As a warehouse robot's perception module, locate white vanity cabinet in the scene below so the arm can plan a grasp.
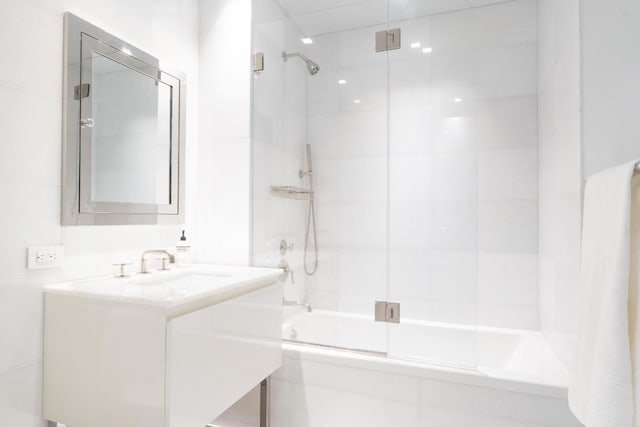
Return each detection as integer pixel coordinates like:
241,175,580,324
43,266,282,427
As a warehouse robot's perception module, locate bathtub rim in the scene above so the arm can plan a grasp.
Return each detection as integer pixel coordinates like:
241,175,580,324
282,341,569,400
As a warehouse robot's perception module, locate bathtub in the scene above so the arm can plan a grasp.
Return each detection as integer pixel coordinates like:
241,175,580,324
271,310,581,427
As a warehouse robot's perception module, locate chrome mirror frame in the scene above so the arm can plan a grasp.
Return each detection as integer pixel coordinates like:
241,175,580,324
62,12,186,225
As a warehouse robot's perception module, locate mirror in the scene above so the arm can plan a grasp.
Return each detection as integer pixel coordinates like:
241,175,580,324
89,53,172,205
63,13,185,225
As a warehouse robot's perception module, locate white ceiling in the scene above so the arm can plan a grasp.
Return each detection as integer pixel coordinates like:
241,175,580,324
272,0,514,36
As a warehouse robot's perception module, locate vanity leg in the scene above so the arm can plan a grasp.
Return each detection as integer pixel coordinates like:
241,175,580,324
260,377,270,427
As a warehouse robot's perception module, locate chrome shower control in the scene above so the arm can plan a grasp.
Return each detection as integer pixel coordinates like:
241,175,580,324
279,239,295,255
299,169,312,178
278,259,294,283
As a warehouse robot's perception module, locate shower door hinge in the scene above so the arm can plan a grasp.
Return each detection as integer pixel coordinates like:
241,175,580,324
375,28,401,52
252,52,265,72
375,301,400,323
74,83,90,100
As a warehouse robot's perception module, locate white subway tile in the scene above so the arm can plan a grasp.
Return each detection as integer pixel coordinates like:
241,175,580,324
476,0,538,48
478,200,538,253
0,85,61,184
0,362,45,427
478,147,538,200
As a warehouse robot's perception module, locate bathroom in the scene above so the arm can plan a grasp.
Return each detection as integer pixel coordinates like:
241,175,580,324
1,0,639,426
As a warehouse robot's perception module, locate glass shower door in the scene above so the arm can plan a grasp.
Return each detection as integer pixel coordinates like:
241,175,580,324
386,2,479,369
251,0,391,355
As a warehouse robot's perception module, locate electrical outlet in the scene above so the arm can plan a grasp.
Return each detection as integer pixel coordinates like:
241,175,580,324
27,246,64,270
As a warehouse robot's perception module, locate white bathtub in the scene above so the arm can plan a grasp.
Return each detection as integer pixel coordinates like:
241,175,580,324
272,310,581,427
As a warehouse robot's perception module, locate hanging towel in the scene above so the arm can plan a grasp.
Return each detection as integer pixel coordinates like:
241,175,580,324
569,160,640,427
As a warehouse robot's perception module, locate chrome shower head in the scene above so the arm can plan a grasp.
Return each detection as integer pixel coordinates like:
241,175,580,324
306,59,320,76
282,51,320,76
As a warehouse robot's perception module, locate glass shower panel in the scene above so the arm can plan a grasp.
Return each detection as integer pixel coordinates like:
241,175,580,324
251,0,391,354
251,2,309,303
386,3,479,369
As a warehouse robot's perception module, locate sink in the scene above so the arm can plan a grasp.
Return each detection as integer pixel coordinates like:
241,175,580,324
44,265,279,317
43,264,282,427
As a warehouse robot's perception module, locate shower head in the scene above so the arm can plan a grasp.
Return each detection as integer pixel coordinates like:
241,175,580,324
282,51,320,76
306,59,321,76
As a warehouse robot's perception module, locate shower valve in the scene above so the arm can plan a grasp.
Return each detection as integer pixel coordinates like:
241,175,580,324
279,239,295,255
299,169,312,178
278,259,294,283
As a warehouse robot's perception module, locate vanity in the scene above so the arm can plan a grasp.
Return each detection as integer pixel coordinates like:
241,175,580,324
47,13,283,426
43,265,282,426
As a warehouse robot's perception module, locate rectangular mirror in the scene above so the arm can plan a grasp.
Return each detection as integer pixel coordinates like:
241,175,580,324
63,13,186,225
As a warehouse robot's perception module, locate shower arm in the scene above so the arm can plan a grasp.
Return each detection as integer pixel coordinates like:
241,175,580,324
283,51,310,62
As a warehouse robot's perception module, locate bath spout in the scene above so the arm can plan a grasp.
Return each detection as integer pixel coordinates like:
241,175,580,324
283,298,312,313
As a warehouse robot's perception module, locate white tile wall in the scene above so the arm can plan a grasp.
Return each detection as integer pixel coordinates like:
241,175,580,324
0,363,45,426
537,0,582,368
476,96,538,149
264,355,582,427
197,0,252,266
478,200,538,253
478,148,538,200
581,0,640,177
0,0,199,425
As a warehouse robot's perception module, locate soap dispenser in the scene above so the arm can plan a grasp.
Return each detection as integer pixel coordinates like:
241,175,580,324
175,230,191,267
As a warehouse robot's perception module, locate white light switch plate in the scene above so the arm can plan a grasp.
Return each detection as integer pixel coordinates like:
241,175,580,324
27,245,64,270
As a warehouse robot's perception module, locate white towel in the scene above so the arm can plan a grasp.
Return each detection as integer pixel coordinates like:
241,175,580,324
569,160,640,427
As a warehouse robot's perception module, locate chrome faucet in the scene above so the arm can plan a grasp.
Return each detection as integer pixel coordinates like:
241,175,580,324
140,249,175,274
283,298,312,313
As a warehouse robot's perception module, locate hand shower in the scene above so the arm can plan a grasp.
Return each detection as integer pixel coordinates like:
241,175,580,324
301,144,318,275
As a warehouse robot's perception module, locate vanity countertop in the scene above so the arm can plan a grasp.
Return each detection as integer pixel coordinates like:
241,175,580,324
44,265,282,317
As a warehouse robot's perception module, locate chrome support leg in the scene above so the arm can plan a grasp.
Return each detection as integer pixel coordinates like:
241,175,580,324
260,377,270,427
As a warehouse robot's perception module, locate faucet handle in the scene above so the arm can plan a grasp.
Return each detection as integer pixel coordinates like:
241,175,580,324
278,259,294,283
113,262,132,278
279,239,295,255
156,257,170,271
140,258,150,274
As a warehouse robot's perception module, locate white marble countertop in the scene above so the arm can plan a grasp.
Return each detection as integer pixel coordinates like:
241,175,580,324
44,264,282,317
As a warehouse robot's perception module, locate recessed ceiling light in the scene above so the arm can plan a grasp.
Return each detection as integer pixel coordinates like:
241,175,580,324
422,47,433,54
410,42,421,49
454,97,463,103
301,38,314,44
353,99,361,104
338,79,347,85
